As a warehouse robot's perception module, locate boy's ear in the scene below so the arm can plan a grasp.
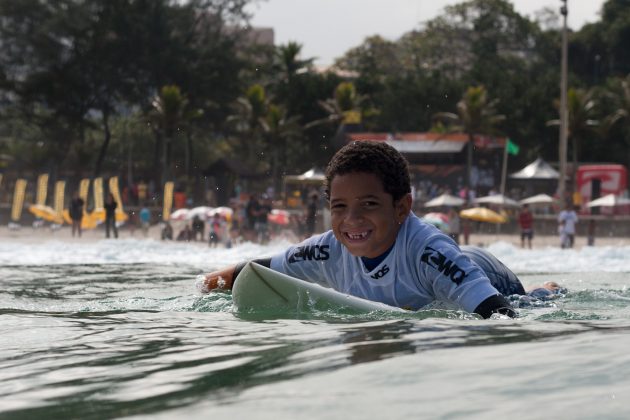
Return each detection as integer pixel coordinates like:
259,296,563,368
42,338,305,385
395,193,413,222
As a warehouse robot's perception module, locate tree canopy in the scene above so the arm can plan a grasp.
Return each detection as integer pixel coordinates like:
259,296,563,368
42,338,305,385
1,0,630,203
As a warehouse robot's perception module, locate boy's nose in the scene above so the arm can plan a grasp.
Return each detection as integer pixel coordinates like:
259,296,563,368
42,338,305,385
345,206,365,223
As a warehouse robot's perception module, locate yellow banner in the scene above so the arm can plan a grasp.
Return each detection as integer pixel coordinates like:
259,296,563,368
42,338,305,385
36,174,49,206
163,181,174,221
108,176,124,211
54,181,65,215
93,177,104,210
108,176,128,222
79,178,90,203
11,179,27,222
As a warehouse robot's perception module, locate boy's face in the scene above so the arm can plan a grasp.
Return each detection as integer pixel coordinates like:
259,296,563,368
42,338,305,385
329,172,411,258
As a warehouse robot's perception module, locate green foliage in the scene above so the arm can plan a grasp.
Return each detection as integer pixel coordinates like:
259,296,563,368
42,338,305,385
2,0,630,203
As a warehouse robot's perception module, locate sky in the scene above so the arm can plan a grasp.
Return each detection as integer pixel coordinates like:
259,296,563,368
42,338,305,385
248,0,607,66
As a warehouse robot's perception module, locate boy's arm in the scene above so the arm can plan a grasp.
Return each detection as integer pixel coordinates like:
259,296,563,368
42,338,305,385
473,294,516,318
198,258,272,292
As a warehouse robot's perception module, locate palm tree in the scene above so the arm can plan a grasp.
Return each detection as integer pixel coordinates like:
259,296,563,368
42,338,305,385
273,42,315,117
274,42,314,84
547,87,598,192
609,74,630,126
607,74,630,163
227,84,270,165
306,82,366,136
433,85,505,190
149,85,188,186
264,104,303,193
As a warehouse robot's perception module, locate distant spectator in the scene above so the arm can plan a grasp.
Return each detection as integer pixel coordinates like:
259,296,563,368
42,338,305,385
191,215,205,241
518,204,534,249
161,222,173,240
208,213,224,247
558,220,569,249
104,193,118,239
256,194,272,244
245,194,259,232
177,224,193,241
558,203,578,248
139,206,151,237
137,180,148,204
69,191,84,238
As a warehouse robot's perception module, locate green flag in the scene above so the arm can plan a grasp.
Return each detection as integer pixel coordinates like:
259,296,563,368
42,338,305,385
506,138,520,156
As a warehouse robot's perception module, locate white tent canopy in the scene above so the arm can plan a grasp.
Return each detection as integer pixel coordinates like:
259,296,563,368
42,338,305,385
519,194,556,205
510,158,559,179
474,194,521,207
423,193,465,207
284,168,325,184
586,194,630,207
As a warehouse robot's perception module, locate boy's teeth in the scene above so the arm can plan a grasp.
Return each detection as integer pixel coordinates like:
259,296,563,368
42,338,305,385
348,232,368,239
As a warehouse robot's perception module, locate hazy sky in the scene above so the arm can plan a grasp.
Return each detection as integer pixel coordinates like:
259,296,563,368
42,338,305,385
248,0,606,65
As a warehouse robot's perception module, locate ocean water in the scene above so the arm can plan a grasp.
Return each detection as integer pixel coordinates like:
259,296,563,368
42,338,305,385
1,238,630,419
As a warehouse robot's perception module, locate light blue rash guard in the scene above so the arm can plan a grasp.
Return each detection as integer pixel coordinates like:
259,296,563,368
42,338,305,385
269,212,501,313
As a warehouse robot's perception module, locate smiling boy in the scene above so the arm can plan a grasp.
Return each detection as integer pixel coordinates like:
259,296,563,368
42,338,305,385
200,141,518,318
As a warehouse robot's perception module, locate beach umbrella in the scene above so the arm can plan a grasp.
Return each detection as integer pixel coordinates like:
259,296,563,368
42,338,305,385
421,212,450,231
268,209,290,225
61,209,99,229
586,194,630,208
207,206,234,221
474,194,520,208
519,194,556,206
188,206,214,220
170,208,190,221
460,207,507,224
423,193,465,207
28,204,63,224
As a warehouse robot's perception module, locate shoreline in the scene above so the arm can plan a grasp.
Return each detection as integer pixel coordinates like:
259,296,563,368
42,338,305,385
1,224,628,249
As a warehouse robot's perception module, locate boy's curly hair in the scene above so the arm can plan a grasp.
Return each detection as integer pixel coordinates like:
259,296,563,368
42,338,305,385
324,141,411,202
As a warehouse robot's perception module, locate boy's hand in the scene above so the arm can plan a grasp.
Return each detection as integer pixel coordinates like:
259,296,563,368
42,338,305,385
196,266,236,293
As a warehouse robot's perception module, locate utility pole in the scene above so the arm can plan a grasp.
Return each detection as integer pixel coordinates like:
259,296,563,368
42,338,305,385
558,0,569,205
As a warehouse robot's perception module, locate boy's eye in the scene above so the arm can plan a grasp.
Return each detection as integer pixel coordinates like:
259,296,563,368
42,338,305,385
362,200,379,208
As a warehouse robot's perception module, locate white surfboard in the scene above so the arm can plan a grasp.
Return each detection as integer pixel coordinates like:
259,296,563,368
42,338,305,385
232,262,408,313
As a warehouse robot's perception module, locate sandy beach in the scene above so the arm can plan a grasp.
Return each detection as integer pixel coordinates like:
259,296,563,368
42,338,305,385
2,223,628,249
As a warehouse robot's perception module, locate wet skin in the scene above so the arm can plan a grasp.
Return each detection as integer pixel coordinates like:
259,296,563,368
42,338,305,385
329,172,412,259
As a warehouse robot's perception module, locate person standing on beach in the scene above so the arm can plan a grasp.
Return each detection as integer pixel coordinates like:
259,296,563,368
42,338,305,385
139,205,151,237
69,192,84,238
518,204,534,249
558,203,578,248
104,193,118,239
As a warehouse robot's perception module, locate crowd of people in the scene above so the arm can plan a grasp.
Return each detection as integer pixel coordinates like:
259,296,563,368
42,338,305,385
155,191,322,248
56,167,595,250
412,179,590,250
60,181,593,250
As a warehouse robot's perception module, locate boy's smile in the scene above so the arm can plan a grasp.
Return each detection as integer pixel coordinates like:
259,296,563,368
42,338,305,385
329,172,411,258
